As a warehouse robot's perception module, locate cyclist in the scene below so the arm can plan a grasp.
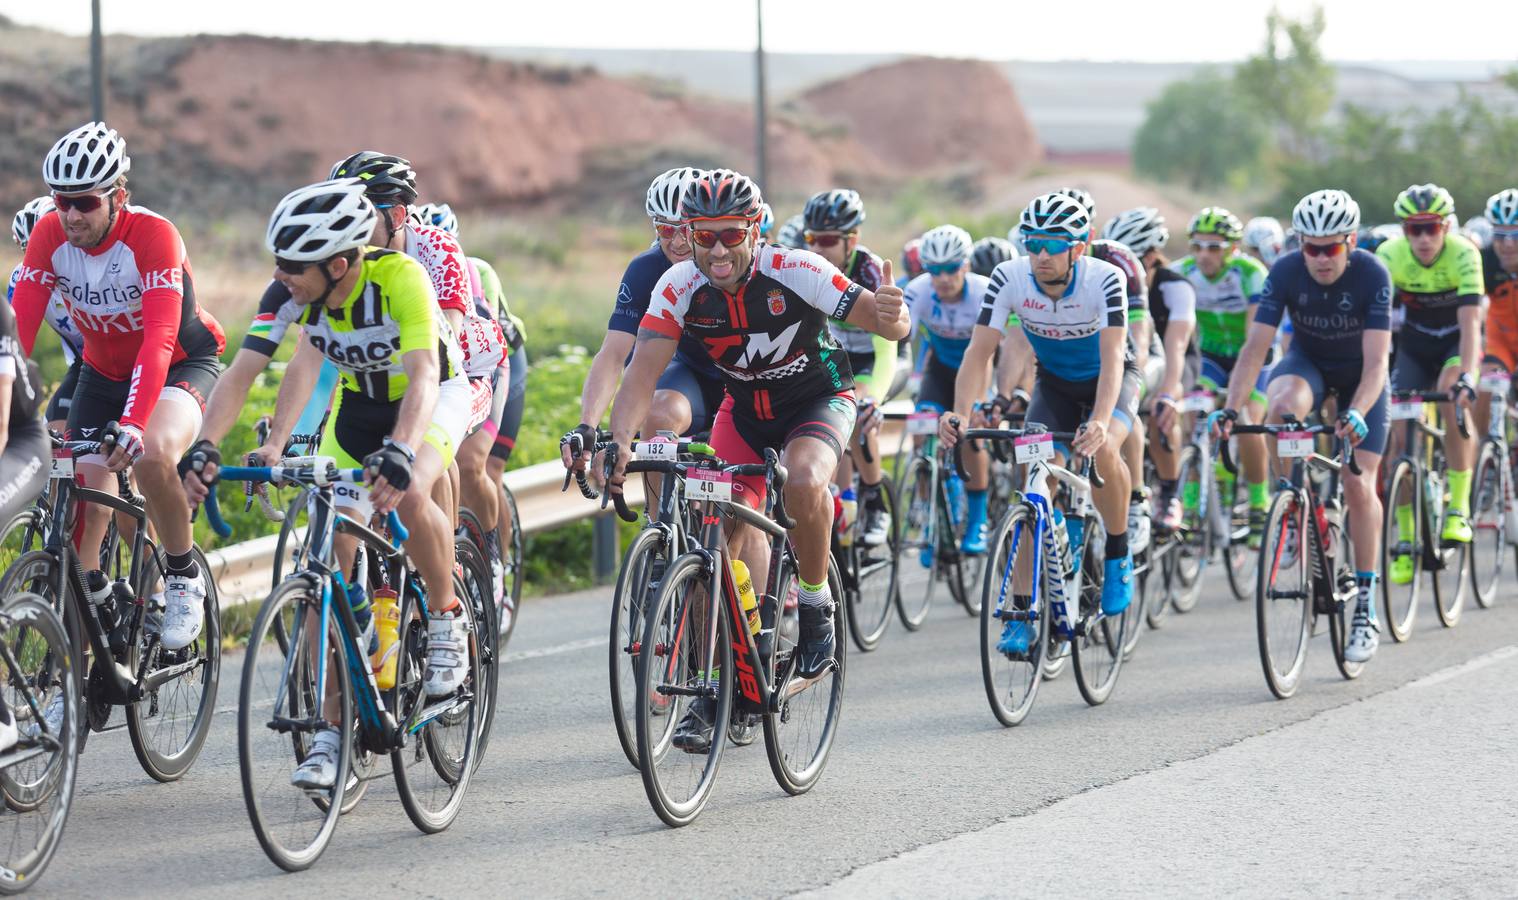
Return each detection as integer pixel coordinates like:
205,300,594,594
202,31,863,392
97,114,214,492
1242,216,1287,268
14,122,225,651
564,167,724,475
970,236,1017,278
10,195,84,431
1174,207,1273,545
942,191,1138,653
907,225,995,556
1089,238,1153,553
804,189,898,546
1214,189,1389,663
1102,207,1197,532
1463,215,1493,252
1480,190,1518,447
605,168,910,750
1377,184,1483,553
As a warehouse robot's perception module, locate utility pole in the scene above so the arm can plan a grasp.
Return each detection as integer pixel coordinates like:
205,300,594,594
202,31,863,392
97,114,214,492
754,0,769,191
90,0,105,121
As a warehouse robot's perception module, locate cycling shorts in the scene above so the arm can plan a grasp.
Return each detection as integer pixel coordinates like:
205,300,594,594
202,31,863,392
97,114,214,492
67,356,220,458
321,376,471,520
45,359,82,424
1270,349,1389,456
1199,350,1271,405
0,418,48,524
1391,330,1461,392
491,346,528,463
915,355,958,414
1026,364,1142,437
710,390,856,510
655,355,725,436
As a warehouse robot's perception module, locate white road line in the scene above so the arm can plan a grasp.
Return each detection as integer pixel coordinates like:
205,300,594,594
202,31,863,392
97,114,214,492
503,636,601,662
1405,643,1518,688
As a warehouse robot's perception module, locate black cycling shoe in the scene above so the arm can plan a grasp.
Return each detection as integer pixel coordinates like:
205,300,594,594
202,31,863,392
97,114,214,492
672,696,717,754
795,601,836,679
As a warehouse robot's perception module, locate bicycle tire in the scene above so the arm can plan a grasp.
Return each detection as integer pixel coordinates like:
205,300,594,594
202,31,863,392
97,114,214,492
979,504,1046,727
1222,471,1256,602
1325,509,1363,681
1146,536,1175,630
1072,519,1129,706
608,527,671,769
764,557,846,796
1381,459,1422,642
1171,446,1206,613
1256,489,1312,700
894,455,937,630
500,486,525,650
1468,440,1504,609
238,578,350,872
636,552,730,827
845,477,897,652
453,535,497,771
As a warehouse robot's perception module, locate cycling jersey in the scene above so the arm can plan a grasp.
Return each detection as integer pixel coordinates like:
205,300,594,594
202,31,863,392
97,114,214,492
1089,240,1148,322
0,299,46,527
641,244,861,418
7,264,83,364
468,256,525,354
904,271,990,370
1171,253,1267,358
1376,234,1483,339
0,300,42,426
979,256,1127,382
827,246,885,354
12,205,226,430
1254,249,1392,377
247,248,463,401
609,245,723,380
1482,246,1518,373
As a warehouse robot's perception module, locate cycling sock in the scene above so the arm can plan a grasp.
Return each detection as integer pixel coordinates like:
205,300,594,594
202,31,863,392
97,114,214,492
1013,593,1033,611
1355,571,1378,620
1105,531,1129,560
1396,503,1415,543
967,489,988,524
798,578,830,607
1248,480,1270,511
861,479,886,510
166,551,197,578
1447,468,1472,514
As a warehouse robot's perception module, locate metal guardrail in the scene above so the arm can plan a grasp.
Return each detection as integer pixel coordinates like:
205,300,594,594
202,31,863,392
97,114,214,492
207,401,920,607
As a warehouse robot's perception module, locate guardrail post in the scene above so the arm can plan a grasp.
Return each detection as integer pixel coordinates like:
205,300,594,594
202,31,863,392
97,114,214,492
592,514,620,583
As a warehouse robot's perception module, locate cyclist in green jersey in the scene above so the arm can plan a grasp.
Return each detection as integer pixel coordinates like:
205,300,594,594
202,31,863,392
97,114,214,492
1378,184,1483,564
1174,207,1274,544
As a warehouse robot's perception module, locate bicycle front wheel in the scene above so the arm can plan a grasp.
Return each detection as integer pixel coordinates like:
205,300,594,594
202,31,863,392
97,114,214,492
500,486,525,649
979,505,1045,727
764,558,846,795
894,455,937,629
846,477,898,652
454,535,497,771
1381,459,1422,642
1469,441,1505,609
1171,446,1207,613
1256,490,1312,700
1072,522,1131,706
609,526,675,769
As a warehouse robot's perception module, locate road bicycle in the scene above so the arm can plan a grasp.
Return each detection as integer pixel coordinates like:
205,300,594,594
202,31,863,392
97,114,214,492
892,409,984,628
1469,370,1517,608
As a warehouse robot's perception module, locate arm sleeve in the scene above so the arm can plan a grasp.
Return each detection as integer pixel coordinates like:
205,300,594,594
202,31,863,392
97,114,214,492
240,280,297,356
1100,268,1127,328
10,219,62,357
1252,266,1287,328
1457,240,1484,304
394,259,442,356
1159,279,1196,322
975,263,1014,333
639,264,695,339
417,228,473,316
1365,262,1393,332
1242,258,1269,302
118,220,189,430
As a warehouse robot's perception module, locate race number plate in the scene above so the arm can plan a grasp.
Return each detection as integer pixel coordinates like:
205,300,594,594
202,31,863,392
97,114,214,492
1389,400,1422,421
1481,372,1511,395
906,411,939,435
50,452,73,478
1276,430,1314,458
685,469,734,503
635,438,676,461
1014,433,1055,464
1182,391,1215,413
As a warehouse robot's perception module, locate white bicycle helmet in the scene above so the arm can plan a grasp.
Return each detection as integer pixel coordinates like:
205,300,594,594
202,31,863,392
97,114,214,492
43,122,130,194
1242,216,1286,265
776,214,806,250
645,166,703,222
1056,187,1096,223
412,201,459,236
1101,207,1169,256
266,179,378,261
1019,192,1092,241
1484,189,1518,227
918,224,974,267
1462,216,1493,250
11,196,55,248
1291,189,1361,238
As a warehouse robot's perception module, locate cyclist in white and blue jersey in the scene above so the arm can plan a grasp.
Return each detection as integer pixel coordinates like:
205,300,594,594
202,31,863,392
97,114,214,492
9,195,84,428
941,192,1138,653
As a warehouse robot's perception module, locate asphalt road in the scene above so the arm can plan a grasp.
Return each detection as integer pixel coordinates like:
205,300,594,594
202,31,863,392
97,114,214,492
31,557,1518,897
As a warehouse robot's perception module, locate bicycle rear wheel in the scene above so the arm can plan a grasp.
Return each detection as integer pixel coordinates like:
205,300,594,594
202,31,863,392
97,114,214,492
636,552,730,827
1430,499,1469,628
1146,537,1175,630
1325,511,1363,681
1171,446,1206,613
1380,459,1422,642
979,505,1046,727
894,456,937,629
1256,490,1312,700
454,536,497,770
1469,441,1505,609
846,477,898,652
238,578,350,872
127,545,221,782
764,558,846,795
609,526,674,769
500,486,525,649
0,592,78,894
1072,524,1130,706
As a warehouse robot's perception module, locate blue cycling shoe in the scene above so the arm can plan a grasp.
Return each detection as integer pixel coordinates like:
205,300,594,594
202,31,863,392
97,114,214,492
919,543,934,569
997,619,1033,656
1101,553,1134,616
960,519,989,555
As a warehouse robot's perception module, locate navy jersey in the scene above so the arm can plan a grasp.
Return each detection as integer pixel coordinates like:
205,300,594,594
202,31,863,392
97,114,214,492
1254,249,1391,375
609,245,721,379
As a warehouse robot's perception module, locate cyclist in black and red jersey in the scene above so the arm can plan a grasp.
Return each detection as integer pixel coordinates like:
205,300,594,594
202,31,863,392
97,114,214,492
605,169,910,751
14,122,225,652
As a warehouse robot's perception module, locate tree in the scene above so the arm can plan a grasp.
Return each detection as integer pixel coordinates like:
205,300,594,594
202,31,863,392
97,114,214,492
1232,5,1334,162
1132,69,1268,192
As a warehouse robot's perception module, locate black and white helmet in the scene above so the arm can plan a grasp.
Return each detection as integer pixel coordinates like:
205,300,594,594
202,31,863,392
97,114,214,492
43,122,130,193
970,236,1018,277
1019,192,1092,241
266,179,378,262
803,189,866,232
1101,207,1169,255
1056,187,1096,223
1485,189,1518,227
776,214,806,250
646,166,702,222
680,168,764,222
918,225,974,267
1291,189,1361,238
11,196,55,248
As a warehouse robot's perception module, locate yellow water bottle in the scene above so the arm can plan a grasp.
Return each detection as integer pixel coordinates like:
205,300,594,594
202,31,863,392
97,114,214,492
371,587,401,689
731,560,760,636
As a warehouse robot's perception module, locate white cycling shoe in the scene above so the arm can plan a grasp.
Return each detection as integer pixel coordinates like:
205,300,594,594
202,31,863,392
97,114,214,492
424,608,469,697
160,572,207,650
1343,607,1380,664
0,710,17,752
1127,500,1152,556
290,727,341,790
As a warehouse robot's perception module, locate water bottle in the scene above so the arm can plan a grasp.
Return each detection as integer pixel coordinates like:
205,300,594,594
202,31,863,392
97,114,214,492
946,473,967,527
839,488,857,548
731,560,760,637
346,581,377,655
371,587,401,690
85,570,118,641
1050,509,1072,579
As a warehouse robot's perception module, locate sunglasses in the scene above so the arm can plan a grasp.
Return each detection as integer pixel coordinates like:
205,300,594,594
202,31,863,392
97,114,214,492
275,258,314,275
1302,240,1348,258
51,191,109,213
924,262,964,276
804,231,852,248
1494,228,1518,243
1404,221,1444,237
1189,239,1229,251
690,228,750,249
1024,237,1075,257
654,223,681,240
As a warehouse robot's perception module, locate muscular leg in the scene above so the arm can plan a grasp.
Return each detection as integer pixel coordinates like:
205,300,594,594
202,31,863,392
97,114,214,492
137,391,200,558
1089,418,1133,539
782,437,838,588
1264,376,1315,471
399,445,457,615
456,428,499,530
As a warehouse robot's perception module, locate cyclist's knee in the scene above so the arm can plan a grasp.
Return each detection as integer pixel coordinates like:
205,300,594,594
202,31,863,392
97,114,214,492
1344,465,1378,507
646,390,693,435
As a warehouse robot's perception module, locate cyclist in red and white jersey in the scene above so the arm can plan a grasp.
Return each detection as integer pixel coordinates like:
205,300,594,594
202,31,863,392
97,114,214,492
13,122,225,650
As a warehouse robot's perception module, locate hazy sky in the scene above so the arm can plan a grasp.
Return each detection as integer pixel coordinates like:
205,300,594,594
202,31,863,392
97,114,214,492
4,0,1515,63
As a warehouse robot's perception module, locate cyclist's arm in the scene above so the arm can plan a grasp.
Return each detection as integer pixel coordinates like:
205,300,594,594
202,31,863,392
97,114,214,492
1089,325,1126,425
1350,329,1391,415
579,330,636,428
854,332,896,403
197,349,272,446
993,327,1033,399
263,338,325,453
1457,304,1481,384
1223,321,1276,413
951,326,1001,421
9,219,62,356
1158,318,1193,402
1128,308,1152,363
390,347,439,451
117,219,190,431
608,330,678,450
842,285,911,341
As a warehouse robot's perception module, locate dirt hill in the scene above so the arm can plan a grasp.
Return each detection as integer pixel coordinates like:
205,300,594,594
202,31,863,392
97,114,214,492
0,22,1042,218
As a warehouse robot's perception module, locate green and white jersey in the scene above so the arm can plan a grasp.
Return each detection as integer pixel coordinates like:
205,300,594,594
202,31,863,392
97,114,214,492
1171,253,1268,359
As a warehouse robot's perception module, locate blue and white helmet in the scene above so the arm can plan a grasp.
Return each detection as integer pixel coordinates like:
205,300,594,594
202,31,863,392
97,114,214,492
412,201,459,236
12,195,55,248
1484,189,1518,227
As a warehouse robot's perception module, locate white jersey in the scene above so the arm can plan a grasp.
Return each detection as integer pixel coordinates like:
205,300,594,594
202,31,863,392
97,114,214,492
904,271,990,369
980,256,1127,382
8,263,83,364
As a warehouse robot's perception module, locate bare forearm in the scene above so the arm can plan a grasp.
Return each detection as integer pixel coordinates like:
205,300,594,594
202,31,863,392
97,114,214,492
1160,320,1192,399
1459,308,1481,380
610,334,677,446
953,330,999,418
198,352,266,445
580,333,635,427
1224,326,1275,411
267,346,324,449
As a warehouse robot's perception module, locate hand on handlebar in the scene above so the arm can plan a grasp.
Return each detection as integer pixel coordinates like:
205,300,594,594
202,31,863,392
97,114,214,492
937,412,964,448
559,424,596,474
1336,409,1368,447
1153,393,1179,434
178,439,221,506
1071,418,1108,457
1209,408,1238,441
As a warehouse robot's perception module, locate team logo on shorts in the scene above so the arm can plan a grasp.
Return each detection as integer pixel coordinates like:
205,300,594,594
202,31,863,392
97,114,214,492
767,289,786,316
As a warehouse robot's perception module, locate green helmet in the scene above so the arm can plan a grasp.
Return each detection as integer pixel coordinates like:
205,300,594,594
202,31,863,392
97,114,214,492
1187,207,1243,241
1393,184,1455,221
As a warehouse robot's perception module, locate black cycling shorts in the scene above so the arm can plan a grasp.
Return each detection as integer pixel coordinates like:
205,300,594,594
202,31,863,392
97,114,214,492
915,355,958,413
67,356,220,441
1027,364,1143,437
45,359,82,424
1270,348,1389,456
710,390,856,510
655,354,726,436
1390,330,1461,392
